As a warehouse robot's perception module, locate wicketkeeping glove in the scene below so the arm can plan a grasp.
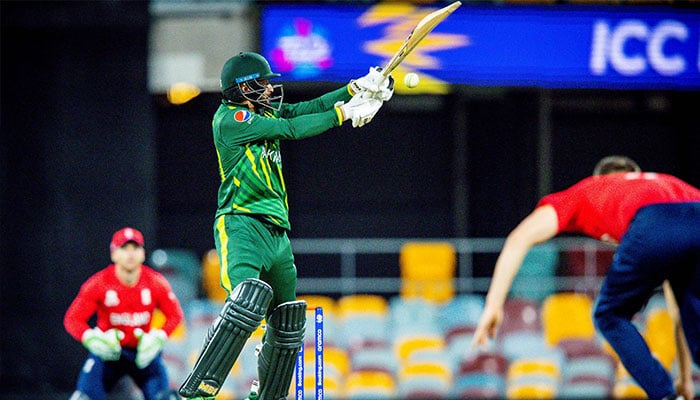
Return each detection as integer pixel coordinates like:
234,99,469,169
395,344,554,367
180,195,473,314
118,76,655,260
81,327,124,361
336,95,383,128
350,67,395,101
134,328,167,369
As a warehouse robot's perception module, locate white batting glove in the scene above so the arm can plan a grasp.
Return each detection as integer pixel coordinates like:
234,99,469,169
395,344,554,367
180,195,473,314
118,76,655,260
134,328,167,369
350,67,395,101
81,328,124,361
336,95,383,128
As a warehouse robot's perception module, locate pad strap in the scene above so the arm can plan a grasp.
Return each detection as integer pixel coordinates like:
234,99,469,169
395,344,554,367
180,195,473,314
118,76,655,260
257,300,307,400
179,278,273,398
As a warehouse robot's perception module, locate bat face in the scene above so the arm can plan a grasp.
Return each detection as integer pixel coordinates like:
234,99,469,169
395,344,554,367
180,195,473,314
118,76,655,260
382,1,462,77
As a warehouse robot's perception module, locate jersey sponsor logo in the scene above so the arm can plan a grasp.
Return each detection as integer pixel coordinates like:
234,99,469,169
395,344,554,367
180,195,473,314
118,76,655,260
109,311,151,327
261,147,282,164
141,288,152,305
234,110,252,123
104,290,120,306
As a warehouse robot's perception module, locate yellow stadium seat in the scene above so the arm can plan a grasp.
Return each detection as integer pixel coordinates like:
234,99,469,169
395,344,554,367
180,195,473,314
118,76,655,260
398,361,452,385
250,323,265,340
301,373,342,398
338,294,388,317
399,241,456,303
613,377,646,398
151,308,186,341
644,308,676,369
507,358,560,381
344,370,396,396
394,334,445,362
304,345,350,379
201,249,227,303
297,295,338,316
507,383,557,399
541,292,596,347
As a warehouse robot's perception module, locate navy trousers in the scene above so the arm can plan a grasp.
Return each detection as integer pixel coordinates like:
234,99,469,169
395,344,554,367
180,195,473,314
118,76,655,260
593,202,700,400
76,349,170,400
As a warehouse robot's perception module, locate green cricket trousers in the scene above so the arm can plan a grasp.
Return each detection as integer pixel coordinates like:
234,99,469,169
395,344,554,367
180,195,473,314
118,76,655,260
214,214,298,312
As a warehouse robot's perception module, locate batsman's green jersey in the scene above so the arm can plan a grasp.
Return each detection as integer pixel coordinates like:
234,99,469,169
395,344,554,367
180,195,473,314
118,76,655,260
213,85,353,298
213,86,352,230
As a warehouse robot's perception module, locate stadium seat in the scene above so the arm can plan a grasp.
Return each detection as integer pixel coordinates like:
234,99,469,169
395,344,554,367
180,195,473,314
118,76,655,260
499,331,554,362
452,373,506,399
612,376,646,398
437,293,485,333
563,246,614,277
344,370,396,399
457,351,509,376
150,247,202,304
394,334,445,362
559,380,611,399
299,299,340,348
342,313,390,351
338,293,388,316
302,373,341,399
201,248,226,303
510,243,559,302
445,326,478,365
563,355,615,386
644,308,676,369
500,298,541,336
556,337,607,359
541,292,596,347
390,297,441,338
506,381,557,399
506,358,560,382
397,361,452,399
338,294,390,349
350,343,398,375
399,241,456,303
304,345,350,381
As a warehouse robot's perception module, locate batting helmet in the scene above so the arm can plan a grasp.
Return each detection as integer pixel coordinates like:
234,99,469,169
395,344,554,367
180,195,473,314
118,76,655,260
220,52,280,92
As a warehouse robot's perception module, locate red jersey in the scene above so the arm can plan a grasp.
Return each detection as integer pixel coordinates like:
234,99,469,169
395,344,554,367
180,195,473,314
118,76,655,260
538,172,700,243
64,264,184,349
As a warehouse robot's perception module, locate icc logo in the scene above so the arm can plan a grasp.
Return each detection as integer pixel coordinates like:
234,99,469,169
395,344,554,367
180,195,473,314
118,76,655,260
589,19,694,77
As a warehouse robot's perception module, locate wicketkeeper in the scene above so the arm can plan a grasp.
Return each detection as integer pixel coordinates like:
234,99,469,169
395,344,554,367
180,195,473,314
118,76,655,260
178,52,394,400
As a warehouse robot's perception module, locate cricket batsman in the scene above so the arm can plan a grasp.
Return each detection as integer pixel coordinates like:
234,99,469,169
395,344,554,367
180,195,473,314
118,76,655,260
178,52,393,400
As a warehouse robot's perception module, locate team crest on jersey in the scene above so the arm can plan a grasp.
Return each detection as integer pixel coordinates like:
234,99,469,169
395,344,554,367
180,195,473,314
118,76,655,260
105,290,120,306
234,110,252,123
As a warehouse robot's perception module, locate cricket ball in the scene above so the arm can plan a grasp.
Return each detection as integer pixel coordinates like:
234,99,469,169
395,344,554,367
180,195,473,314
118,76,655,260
404,72,420,88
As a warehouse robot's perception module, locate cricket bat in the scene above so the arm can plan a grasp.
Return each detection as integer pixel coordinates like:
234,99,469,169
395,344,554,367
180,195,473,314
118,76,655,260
381,1,462,77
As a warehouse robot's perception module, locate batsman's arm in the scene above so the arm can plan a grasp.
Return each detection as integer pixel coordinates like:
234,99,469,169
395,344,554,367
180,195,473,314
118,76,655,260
472,205,558,348
279,86,352,118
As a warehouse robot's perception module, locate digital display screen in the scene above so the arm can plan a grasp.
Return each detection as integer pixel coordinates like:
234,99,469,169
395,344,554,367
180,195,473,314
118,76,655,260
261,3,700,90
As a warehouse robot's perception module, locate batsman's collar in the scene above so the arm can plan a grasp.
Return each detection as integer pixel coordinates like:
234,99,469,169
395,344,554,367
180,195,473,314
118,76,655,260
110,227,144,251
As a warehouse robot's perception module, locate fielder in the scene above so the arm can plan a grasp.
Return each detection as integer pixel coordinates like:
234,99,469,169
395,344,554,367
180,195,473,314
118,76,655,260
178,52,393,400
472,155,700,400
64,227,185,400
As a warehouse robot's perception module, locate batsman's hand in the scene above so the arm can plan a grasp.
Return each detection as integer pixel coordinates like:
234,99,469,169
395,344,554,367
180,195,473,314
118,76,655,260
134,328,167,369
82,327,124,361
350,67,395,102
336,94,383,128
